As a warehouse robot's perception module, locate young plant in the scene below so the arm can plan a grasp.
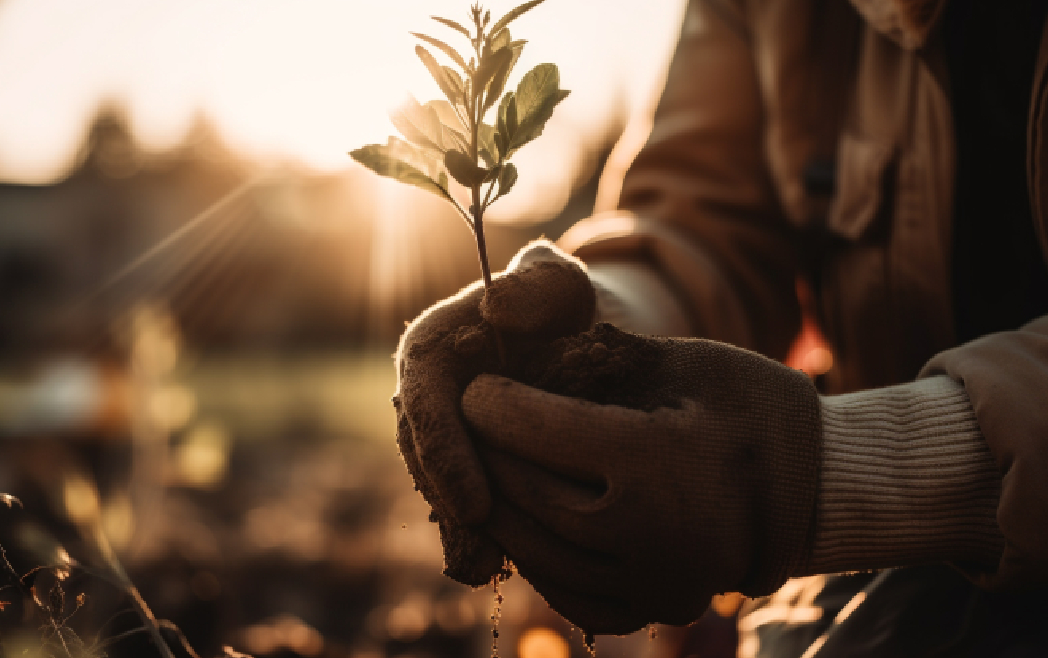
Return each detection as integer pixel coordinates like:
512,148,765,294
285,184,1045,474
350,0,570,291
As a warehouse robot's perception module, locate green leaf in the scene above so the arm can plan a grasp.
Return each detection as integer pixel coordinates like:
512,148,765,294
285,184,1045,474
481,27,511,63
390,135,446,176
478,122,499,166
498,162,518,196
474,47,513,101
444,125,469,152
411,32,468,71
510,88,569,151
425,100,470,151
444,150,489,188
431,16,470,38
497,91,515,144
507,95,519,135
514,62,559,122
482,41,524,112
484,163,502,184
498,91,514,123
494,130,507,158
444,66,465,99
427,100,466,131
416,45,462,105
490,0,547,38
350,139,451,201
389,95,445,152
489,27,512,53
508,63,569,152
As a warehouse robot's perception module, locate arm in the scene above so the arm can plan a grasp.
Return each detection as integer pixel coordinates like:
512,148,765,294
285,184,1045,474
561,0,1035,586
561,0,804,357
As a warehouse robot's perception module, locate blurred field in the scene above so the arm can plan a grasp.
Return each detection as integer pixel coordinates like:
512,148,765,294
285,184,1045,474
184,351,398,447
0,333,711,658
0,349,558,658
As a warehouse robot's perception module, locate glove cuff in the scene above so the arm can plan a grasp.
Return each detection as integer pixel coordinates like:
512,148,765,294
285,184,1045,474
482,240,597,338
738,361,824,597
802,376,1004,577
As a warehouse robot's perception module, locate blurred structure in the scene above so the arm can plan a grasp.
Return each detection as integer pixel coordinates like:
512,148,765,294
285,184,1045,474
0,103,615,358
0,105,365,356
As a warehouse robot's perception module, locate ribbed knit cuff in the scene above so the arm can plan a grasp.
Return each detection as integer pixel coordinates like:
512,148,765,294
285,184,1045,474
802,375,1005,576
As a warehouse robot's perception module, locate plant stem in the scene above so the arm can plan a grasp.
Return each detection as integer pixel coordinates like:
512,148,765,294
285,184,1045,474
473,195,493,289
88,524,177,658
481,174,498,210
468,19,506,366
449,196,476,235
472,180,507,365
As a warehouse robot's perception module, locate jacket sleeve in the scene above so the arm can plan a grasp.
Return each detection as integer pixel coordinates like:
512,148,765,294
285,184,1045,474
559,0,804,360
920,315,1048,588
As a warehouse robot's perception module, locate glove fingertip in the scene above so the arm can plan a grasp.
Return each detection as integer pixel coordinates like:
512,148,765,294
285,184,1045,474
482,261,596,336
421,441,491,523
446,476,492,525
438,518,505,587
442,539,504,588
408,402,493,524
461,374,518,431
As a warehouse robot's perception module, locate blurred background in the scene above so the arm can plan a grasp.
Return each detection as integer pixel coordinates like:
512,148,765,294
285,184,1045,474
0,1,756,657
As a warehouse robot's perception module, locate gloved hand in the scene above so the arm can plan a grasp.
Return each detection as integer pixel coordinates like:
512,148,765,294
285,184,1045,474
393,240,596,586
461,323,822,634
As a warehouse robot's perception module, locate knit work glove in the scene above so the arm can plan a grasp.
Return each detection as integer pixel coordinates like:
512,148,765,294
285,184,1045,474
393,240,596,586
461,323,822,634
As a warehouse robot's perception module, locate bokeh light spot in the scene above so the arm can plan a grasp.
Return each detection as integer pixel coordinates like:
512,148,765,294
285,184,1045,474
518,627,569,658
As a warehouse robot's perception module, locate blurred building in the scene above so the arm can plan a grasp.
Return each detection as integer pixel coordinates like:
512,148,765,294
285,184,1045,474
0,105,609,360
0,107,365,356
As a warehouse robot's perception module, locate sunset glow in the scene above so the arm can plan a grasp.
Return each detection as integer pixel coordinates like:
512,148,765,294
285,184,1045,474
0,0,687,193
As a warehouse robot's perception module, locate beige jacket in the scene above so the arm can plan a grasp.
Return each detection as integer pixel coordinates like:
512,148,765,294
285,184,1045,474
560,0,1048,588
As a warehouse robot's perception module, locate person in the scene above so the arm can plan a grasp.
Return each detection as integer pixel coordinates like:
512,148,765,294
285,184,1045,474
392,0,1048,654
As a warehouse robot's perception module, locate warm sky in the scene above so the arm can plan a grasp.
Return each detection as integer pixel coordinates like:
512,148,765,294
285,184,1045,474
0,0,687,187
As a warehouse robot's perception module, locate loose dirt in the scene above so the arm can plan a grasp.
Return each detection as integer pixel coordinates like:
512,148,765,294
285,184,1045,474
490,570,506,658
521,323,675,410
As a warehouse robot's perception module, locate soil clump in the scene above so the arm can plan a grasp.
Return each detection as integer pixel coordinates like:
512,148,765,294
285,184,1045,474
520,323,678,411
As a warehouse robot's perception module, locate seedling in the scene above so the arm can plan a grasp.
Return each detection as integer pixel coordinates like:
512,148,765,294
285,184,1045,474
350,0,570,291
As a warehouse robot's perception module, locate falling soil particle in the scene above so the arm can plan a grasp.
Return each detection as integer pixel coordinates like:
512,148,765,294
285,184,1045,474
490,567,508,658
583,632,597,657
